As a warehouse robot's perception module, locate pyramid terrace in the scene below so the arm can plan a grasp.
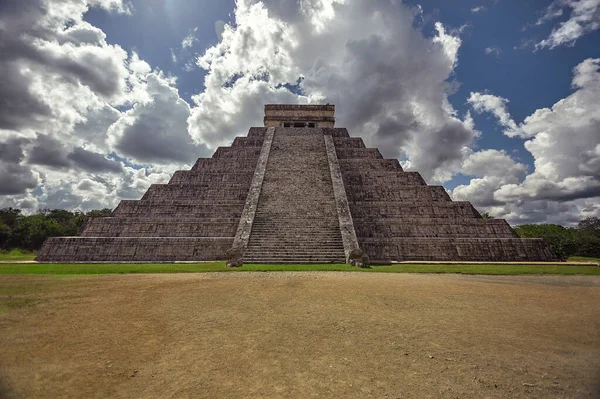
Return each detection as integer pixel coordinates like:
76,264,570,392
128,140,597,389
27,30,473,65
37,104,556,264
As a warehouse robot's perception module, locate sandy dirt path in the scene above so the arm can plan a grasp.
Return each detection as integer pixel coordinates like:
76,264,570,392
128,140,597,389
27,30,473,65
1,272,599,398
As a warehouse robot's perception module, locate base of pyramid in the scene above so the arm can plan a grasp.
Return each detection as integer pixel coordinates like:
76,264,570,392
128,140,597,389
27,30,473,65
361,238,558,262
35,237,232,263
36,236,558,263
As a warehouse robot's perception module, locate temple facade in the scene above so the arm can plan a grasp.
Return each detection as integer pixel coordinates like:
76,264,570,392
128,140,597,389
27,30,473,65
37,104,556,263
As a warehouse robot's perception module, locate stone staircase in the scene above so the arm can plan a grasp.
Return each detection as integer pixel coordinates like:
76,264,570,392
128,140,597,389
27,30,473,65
244,128,346,263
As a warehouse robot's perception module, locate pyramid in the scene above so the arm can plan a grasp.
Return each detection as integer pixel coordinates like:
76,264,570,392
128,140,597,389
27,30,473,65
37,104,556,264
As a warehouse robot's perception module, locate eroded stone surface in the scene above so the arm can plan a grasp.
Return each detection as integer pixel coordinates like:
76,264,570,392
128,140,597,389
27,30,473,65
37,105,556,263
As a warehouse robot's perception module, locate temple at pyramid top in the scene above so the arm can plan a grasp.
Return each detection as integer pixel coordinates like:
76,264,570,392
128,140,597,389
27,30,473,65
37,103,557,264
264,104,336,128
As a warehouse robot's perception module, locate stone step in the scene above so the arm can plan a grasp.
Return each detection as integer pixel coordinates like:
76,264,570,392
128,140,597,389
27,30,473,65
249,230,342,234
253,216,338,219
249,232,342,236
250,224,341,229
245,251,344,256
248,233,342,237
243,258,346,264
244,128,345,264
244,253,345,258
247,241,343,245
248,241,343,250
248,231,342,236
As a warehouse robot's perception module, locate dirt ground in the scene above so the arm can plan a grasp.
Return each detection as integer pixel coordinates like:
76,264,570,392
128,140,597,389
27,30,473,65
1,272,599,399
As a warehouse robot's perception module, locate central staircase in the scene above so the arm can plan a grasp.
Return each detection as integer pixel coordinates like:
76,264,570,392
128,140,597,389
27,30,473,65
244,128,346,263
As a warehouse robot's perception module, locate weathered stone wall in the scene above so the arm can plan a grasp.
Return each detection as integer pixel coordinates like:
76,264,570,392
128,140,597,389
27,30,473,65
341,171,426,186
263,104,335,128
333,136,557,262
169,171,254,185
360,238,556,262
141,184,250,201
37,129,265,262
353,218,518,238
81,218,238,237
37,116,557,263
37,237,231,262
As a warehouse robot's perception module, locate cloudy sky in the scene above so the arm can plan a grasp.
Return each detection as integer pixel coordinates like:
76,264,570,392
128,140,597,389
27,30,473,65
0,0,599,226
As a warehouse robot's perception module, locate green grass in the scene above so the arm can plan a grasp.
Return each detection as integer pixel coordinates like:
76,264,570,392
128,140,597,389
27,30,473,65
568,256,600,263
0,262,598,275
0,249,36,261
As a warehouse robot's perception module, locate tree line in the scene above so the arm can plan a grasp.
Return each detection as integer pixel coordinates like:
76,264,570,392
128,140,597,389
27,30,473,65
1,207,598,259
0,208,112,251
514,217,600,259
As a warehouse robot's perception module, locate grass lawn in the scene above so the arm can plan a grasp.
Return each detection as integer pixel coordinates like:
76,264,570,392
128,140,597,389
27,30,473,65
0,261,598,275
0,249,36,262
1,248,598,275
568,256,600,263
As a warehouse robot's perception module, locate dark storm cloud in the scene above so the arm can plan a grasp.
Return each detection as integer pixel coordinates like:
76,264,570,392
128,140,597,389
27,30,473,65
428,120,474,165
0,1,52,130
0,62,53,130
0,163,38,195
26,136,122,173
373,117,415,158
0,137,31,163
0,137,38,195
530,180,600,203
114,74,210,164
0,0,126,130
28,134,71,168
115,112,206,164
68,147,123,173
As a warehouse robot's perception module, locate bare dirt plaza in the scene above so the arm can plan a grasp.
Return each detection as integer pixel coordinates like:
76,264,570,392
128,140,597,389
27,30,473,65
1,272,599,398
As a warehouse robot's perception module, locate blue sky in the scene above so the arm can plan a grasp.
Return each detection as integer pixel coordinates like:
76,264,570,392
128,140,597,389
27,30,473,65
0,0,599,225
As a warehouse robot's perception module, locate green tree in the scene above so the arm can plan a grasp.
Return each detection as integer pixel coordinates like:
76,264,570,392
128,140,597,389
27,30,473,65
577,217,600,236
514,224,579,259
0,208,23,230
27,214,64,250
575,217,600,257
1,207,114,251
480,212,495,220
86,208,113,218
0,219,11,249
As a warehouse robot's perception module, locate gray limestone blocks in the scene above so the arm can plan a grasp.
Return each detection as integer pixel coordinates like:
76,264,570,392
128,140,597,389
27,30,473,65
332,132,556,262
37,129,268,262
37,124,557,263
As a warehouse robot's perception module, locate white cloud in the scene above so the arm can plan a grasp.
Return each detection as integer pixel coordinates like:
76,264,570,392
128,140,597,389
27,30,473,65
536,0,600,49
484,46,501,56
451,149,528,208
181,27,199,48
1,0,598,227
471,6,486,14
467,92,524,137
108,71,210,163
189,0,475,183
0,0,198,212
456,58,600,224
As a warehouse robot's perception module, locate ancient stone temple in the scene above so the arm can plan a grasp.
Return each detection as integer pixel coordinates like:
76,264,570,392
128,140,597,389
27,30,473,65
37,104,556,263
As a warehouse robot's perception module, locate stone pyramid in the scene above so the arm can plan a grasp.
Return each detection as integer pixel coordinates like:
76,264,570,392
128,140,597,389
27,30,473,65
37,104,556,264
